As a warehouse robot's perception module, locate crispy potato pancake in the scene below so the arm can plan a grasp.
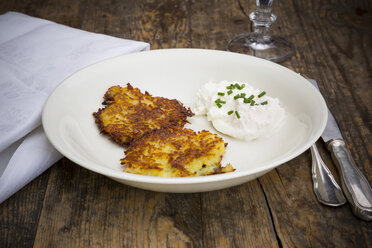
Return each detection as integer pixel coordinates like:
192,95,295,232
93,83,194,146
121,126,235,177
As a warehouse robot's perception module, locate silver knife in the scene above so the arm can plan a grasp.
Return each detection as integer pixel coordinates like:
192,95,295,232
308,79,372,221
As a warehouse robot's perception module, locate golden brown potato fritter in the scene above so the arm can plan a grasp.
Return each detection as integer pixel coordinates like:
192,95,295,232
93,83,194,146
121,126,235,177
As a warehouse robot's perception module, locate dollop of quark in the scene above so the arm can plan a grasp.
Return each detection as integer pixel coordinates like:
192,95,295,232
193,81,286,141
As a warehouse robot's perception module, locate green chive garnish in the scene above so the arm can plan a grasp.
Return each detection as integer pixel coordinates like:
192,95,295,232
234,83,240,88
244,95,254,103
260,101,268,105
235,111,240,119
215,99,226,107
228,110,234,115
218,92,225,96
234,93,246,100
250,100,255,106
239,84,246,90
227,90,233,95
258,91,266,98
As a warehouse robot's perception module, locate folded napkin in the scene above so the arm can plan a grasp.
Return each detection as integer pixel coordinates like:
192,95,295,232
0,12,150,203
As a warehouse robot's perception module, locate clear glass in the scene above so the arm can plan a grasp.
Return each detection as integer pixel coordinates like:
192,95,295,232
227,0,294,63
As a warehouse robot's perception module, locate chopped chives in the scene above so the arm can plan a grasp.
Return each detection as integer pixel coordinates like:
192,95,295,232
234,93,246,100
226,86,233,89
260,101,268,105
227,90,233,95
234,83,240,88
228,110,234,115
215,98,227,107
235,111,240,119
250,100,255,106
238,84,246,90
258,91,266,98
244,95,254,103
218,92,225,96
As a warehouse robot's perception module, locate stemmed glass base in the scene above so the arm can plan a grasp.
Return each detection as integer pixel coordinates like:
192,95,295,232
227,0,294,63
227,32,294,63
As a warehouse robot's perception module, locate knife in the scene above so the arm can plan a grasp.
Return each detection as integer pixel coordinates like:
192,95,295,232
308,79,372,221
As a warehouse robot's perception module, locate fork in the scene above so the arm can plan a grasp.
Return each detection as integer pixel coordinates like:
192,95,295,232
311,143,346,206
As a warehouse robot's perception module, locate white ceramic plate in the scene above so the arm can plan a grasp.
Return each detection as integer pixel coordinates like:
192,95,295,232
42,48,327,193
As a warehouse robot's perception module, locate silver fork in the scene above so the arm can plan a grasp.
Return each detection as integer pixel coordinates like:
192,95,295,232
311,143,346,206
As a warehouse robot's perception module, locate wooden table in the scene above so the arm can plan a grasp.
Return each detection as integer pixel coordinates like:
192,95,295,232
1,0,371,247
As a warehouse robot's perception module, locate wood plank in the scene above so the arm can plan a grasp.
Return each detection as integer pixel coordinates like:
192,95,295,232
31,1,276,247
257,0,372,247
81,0,191,48
260,153,372,247
172,1,279,246
0,170,50,248
0,0,85,27
0,1,85,247
189,0,255,50
276,0,372,173
0,0,51,243
276,0,372,190
33,160,203,247
135,0,190,48
201,182,279,248
1,0,371,247
0,0,41,17
35,0,86,28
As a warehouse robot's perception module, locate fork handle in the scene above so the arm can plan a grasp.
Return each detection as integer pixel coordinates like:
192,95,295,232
310,144,346,206
328,139,372,221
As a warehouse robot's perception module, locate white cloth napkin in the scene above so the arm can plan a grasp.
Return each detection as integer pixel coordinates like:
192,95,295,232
0,12,150,203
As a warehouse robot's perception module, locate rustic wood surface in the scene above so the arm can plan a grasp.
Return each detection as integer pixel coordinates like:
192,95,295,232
1,0,371,247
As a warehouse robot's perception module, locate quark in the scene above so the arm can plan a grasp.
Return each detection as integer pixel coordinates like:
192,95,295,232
193,81,286,141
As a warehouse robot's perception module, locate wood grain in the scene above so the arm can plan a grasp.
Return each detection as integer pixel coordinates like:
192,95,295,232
260,153,372,247
258,0,372,246
0,171,50,248
202,182,279,248
0,0,371,247
33,160,204,247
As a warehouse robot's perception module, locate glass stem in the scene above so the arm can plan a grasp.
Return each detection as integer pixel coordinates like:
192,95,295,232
249,0,277,43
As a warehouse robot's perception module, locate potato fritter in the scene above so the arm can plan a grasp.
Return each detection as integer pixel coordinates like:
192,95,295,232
121,126,235,177
93,83,194,146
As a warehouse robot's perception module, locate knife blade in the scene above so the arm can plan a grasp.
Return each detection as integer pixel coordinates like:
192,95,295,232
321,108,343,142
308,79,372,221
